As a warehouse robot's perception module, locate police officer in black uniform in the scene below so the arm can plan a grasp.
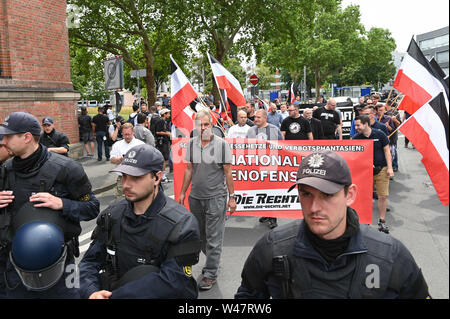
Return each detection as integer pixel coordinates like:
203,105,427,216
0,112,100,298
39,117,71,157
235,150,430,299
79,144,201,299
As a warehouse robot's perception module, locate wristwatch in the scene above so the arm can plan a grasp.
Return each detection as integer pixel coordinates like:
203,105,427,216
229,193,236,198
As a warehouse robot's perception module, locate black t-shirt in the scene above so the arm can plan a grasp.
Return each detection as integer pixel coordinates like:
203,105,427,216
92,113,109,132
280,116,312,140
155,119,170,142
313,107,340,138
353,128,389,167
78,114,92,133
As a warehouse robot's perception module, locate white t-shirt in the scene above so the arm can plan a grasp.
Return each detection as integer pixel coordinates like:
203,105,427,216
110,137,144,159
227,124,250,138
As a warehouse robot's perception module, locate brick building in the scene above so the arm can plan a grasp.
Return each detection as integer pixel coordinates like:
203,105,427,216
0,0,81,157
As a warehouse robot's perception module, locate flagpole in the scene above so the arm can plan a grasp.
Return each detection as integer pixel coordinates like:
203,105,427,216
385,87,395,104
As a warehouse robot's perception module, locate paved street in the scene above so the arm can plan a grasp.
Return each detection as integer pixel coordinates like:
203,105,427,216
77,135,449,299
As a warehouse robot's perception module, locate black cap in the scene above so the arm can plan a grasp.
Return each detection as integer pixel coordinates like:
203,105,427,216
110,144,164,177
42,117,54,125
0,112,42,136
288,150,352,194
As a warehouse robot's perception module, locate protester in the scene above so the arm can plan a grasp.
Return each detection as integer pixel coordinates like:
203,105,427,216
385,100,402,171
246,109,283,141
359,106,389,137
279,103,289,120
178,109,236,291
134,113,155,146
227,110,250,138
92,106,111,162
235,150,430,299
39,117,70,156
313,98,342,140
267,102,283,128
353,115,394,233
110,123,145,200
127,104,139,126
246,109,283,229
281,104,313,140
303,108,324,140
155,109,172,183
246,102,256,122
78,107,95,157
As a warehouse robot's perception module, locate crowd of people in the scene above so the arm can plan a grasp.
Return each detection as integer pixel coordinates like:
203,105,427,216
0,90,429,300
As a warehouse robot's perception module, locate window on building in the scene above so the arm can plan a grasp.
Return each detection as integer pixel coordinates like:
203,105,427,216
419,34,449,50
436,50,449,64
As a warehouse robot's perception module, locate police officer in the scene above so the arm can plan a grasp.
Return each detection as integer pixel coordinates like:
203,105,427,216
79,144,201,299
39,117,71,157
235,150,430,299
0,112,100,298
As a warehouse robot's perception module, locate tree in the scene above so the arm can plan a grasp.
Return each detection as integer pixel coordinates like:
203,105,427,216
182,0,280,104
68,0,189,105
260,0,366,101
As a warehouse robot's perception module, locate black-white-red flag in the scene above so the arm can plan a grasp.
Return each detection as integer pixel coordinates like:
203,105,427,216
208,53,246,122
399,92,449,206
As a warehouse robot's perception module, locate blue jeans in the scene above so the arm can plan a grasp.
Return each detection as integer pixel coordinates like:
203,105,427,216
95,131,110,160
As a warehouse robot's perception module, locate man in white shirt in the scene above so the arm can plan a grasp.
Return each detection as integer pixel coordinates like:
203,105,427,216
227,110,250,138
110,122,145,199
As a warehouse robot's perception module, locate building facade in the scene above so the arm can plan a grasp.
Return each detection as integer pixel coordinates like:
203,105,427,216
417,26,449,76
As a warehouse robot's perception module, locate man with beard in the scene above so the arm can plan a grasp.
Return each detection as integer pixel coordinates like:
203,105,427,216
79,144,201,299
235,150,430,299
178,109,236,291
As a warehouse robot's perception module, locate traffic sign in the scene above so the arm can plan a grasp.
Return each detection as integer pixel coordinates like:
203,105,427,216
249,74,259,85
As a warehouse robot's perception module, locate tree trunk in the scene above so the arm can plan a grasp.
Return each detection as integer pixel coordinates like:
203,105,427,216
314,68,321,103
144,54,157,106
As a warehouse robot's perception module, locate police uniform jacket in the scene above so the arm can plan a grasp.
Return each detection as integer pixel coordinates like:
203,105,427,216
79,189,201,299
235,208,429,299
39,129,70,155
1,145,99,297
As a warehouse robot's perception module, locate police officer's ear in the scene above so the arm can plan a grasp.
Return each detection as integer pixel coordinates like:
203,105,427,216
345,184,358,207
153,171,163,184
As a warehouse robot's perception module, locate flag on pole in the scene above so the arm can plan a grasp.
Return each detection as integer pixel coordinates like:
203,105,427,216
399,92,449,206
289,82,296,104
170,55,198,136
429,57,449,89
393,38,449,115
207,53,246,122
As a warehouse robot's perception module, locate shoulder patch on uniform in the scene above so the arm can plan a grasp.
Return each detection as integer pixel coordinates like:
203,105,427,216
183,266,192,277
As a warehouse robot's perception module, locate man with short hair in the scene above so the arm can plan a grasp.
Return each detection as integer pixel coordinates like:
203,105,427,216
247,109,283,229
155,109,172,183
235,150,429,299
110,123,145,199
178,109,236,291
39,117,70,156
78,107,95,157
246,102,256,122
92,107,111,161
134,113,155,146
303,108,324,140
281,104,313,140
359,106,389,137
246,109,283,141
353,115,394,233
267,102,283,128
279,103,289,120
0,112,99,298
313,98,342,140
79,144,201,299
227,110,250,138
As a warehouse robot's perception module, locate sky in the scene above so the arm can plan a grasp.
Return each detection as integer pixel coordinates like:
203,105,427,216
341,0,449,52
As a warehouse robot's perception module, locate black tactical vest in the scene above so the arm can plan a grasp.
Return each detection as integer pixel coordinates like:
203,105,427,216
270,221,402,299
95,196,200,289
